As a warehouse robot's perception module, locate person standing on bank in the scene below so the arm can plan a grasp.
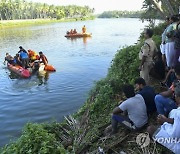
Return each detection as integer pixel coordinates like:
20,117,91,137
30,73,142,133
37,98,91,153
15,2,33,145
139,29,158,85
164,15,179,68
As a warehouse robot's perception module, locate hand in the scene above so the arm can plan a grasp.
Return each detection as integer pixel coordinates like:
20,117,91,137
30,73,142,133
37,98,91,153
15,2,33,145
157,114,167,125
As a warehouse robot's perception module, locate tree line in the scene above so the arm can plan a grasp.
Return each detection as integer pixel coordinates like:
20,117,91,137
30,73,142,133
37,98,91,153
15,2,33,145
0,0,94,20
98,10,143,18
98,1,180,21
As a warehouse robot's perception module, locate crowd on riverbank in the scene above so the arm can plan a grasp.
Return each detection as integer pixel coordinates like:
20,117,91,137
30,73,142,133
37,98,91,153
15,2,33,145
104,14,180,154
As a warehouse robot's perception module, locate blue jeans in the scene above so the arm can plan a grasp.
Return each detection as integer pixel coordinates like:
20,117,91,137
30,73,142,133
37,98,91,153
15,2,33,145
112,115,136,132
154,94,177,115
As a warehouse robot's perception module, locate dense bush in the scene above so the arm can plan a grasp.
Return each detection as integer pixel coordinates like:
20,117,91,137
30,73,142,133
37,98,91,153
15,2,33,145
0,123,67,154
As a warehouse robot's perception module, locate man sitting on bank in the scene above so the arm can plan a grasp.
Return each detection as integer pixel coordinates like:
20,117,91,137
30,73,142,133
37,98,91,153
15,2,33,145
147,83,180,154
110,84,148,134
154,62,180,116
135,78,157,115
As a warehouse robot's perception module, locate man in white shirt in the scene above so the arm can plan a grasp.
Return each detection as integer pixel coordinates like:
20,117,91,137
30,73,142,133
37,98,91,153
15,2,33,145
147,83,180,154
111,85,148,134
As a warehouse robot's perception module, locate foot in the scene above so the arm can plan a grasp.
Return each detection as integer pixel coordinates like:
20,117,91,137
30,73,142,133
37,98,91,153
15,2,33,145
104,125,112,136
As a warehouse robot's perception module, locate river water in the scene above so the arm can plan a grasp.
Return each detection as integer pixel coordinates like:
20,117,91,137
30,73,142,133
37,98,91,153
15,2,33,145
0,18,149,147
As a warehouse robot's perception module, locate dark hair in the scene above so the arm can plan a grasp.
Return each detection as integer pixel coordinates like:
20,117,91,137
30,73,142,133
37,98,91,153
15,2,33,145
174,62,180,75
39,51,43,54
19,46,23,49
146,29,153,38
135,78,146,86
170,15,179,22
122,84,135,98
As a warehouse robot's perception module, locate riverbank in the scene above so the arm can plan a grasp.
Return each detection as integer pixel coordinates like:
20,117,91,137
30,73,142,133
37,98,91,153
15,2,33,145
0,16,95,29
0,22,171,153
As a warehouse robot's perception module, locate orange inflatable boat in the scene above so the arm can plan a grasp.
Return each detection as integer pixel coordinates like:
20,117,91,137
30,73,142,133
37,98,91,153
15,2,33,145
44,64,56,72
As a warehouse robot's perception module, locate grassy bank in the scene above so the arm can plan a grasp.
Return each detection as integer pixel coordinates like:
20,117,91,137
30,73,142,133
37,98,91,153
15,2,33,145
0,16,95,29
1,23,170,154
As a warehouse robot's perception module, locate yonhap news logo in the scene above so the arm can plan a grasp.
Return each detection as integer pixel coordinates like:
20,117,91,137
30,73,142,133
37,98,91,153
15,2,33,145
136,133,150,148
153,137,180,144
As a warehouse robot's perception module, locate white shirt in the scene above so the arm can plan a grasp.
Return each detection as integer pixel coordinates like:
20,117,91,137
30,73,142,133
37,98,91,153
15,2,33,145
155,107,180,154
119,94,148,128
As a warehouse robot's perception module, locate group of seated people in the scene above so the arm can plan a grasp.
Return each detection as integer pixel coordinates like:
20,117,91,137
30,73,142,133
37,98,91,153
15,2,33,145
4,46,48,72
66,29,77,35
66,25,87,35
105,62,180,153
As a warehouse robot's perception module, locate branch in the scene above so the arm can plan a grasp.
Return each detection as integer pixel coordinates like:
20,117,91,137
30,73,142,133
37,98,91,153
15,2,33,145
150,0,166,19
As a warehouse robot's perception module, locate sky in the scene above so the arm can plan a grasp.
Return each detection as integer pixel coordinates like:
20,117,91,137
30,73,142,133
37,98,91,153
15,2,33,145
29,0,144,14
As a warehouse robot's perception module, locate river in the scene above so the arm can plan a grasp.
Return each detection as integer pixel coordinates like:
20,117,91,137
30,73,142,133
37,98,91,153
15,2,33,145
0,18,149,147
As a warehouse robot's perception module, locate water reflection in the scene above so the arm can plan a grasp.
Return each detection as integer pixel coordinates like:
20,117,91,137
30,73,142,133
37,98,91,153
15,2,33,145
8,70,50,89
8,72,21,79
66,36,92,45
37,71,49,86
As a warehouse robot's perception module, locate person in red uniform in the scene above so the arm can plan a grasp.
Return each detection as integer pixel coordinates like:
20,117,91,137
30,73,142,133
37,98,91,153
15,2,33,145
39,51,48,65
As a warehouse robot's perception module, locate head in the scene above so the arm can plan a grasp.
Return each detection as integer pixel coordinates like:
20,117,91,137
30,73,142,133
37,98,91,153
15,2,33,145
122,84,135,98
39,51,43,55
174,62,180,80
19,46,23,49
16,53,19,57
144,29,153,39
135,78,146,91
6,53,9,56
175,83,180,106
170,15,179,23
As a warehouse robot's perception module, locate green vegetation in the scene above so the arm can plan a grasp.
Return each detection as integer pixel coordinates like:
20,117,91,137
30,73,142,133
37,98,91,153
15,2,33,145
98,10,144,18
0,123,68,154
1,22,169,153
0,0,95,29
141,0,180,20
0,16,95,29
98,1,180,22
0,0,94,20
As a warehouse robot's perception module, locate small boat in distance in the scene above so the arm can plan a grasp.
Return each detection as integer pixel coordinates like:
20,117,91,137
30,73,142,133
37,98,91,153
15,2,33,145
65,33,92,38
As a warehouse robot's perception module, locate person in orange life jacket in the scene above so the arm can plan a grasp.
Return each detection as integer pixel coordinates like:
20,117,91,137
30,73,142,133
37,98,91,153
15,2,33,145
39,51,48,65
70,29,73,34
82,25,86,34
73,29,77,34
28,49,39,62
